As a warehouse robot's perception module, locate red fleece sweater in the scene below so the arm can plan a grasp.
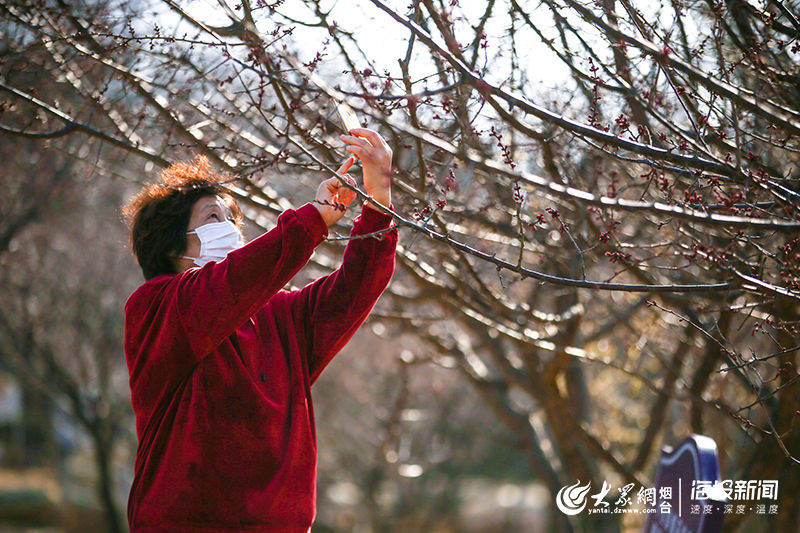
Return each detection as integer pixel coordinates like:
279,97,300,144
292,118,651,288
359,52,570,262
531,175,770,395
124,201,397,532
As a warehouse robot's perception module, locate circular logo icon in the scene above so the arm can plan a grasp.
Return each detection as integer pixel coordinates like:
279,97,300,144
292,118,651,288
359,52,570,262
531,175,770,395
556,480,592,515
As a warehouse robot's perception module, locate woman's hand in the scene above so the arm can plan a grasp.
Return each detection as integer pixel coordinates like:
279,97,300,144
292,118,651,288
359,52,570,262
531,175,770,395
315,157,358,227
340,128,393,210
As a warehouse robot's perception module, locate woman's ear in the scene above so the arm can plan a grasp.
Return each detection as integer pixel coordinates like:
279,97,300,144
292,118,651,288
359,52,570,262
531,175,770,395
167,249,185,273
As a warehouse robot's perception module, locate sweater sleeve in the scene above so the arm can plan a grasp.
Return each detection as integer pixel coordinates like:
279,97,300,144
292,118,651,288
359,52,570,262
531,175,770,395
288,201,398,384
125,202,329,395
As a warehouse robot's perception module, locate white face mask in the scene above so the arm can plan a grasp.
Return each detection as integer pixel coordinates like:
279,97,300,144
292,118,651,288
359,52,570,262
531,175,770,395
182,220,244,267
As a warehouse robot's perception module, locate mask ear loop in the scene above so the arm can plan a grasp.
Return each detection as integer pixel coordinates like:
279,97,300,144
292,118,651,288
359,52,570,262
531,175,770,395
181,229,200,264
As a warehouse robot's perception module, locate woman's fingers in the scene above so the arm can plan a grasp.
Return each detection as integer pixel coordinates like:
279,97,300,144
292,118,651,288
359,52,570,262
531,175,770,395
339,187,357,205
340,129,391,169
349,127,389,149
344,144,367,159
340,174,357,203
322,173,357,207
336,156,355,175
340,134,371,149
338,127,393,209
327,173,356,190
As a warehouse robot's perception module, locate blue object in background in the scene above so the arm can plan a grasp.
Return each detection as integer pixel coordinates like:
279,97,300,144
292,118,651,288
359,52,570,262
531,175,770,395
643,434,725,533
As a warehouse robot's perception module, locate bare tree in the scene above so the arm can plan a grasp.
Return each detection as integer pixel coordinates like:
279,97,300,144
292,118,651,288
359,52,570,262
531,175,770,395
0,16,145,531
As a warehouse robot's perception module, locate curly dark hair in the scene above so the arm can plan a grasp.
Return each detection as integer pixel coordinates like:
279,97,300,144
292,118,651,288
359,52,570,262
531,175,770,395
123,156,243,280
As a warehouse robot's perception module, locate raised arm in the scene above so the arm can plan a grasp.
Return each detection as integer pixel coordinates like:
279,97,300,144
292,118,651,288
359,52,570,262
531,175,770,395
125,202,329,393
288,127,397,382
289,201,397,383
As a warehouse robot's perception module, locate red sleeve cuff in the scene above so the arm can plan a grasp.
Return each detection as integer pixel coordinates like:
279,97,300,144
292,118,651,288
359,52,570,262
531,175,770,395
294,202,329,245
361,201,396,229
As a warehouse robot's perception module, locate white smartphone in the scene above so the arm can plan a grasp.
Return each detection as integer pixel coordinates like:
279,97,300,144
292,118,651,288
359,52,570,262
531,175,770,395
332,99,362,133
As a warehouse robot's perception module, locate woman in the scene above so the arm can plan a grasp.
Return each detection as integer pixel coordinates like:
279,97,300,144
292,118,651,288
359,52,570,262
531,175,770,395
122,129,397,532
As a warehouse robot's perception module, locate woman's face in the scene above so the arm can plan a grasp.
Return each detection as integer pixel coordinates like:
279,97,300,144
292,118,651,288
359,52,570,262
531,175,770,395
175,195,239,273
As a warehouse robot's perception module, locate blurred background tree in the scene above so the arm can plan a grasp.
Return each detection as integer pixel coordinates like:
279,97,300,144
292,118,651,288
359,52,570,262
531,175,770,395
1,0,799,531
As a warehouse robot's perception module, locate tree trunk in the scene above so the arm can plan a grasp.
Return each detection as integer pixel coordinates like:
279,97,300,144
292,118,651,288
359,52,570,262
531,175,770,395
90,425,124,533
